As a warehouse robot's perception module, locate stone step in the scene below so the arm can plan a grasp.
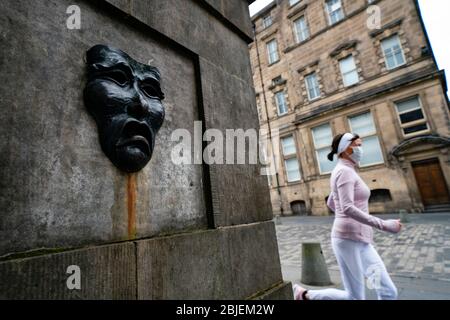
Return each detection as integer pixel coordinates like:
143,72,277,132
424,204,450,213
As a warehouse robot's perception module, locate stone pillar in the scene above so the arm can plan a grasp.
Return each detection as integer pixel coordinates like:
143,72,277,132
0,0,290,299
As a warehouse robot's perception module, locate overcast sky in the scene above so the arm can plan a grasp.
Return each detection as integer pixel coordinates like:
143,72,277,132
249,0,450,92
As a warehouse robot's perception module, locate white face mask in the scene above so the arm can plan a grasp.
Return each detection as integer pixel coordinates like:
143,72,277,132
349,146,363,164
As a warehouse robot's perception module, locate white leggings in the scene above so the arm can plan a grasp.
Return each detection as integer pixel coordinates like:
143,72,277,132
308,237,398,300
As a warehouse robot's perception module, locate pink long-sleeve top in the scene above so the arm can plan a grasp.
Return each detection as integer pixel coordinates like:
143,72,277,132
327,158,395,244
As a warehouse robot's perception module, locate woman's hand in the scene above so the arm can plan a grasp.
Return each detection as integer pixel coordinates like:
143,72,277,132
383,219,402,233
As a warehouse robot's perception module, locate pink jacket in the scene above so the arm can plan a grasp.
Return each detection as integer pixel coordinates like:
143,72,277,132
327,158,399,244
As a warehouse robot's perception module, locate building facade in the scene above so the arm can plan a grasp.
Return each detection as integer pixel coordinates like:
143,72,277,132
249,0,450,216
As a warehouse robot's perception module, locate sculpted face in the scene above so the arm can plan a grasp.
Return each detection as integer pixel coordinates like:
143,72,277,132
84,45,165,172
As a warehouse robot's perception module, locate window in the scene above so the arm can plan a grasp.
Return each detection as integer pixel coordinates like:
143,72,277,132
326,0,344,25
272,76,283,86
339,55,359,87
381,35,405,70
394,96,429,136
267,39,279,64
348,112,384,166
289,0,301,6
305,73,321,101
256,103,263,122
285,159,301,182
263,15,272,29
275,91,288,116
281,136,296,155
294,16,309,43
281,136,301,182
312,123,336,174
369,189,392,203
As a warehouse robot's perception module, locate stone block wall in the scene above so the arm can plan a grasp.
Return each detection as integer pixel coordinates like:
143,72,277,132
0,0,290,299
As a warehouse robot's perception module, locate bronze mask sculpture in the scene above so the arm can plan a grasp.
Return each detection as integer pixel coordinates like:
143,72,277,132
83,45,165,173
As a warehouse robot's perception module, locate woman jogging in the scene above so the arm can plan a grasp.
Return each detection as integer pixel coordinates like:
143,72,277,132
293,132,402,300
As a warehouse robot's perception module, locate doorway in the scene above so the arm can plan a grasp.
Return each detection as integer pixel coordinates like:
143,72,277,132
412,158,450,206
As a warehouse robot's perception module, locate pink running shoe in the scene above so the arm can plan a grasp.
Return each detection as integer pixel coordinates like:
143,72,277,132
293,284,308,300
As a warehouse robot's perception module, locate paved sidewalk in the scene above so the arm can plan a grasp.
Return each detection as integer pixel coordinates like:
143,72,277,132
275,213,450,300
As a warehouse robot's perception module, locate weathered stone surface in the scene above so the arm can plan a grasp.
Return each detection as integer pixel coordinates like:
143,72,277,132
225,222,282,298
137,221,282,299
0,0,272,255
0,0,283,301
0,0,207,256
252,282,294,300
105,0,254,84
0,242,136,299
202,0,253,39
105,0,253,40
200,57,273,226
0,222,287,299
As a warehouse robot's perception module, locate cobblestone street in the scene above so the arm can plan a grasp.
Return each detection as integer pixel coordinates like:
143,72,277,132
275,213,450,299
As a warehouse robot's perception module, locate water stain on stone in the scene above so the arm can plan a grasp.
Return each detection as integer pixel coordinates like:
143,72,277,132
127,173,137,239
110,171,128,240
136,168,151,237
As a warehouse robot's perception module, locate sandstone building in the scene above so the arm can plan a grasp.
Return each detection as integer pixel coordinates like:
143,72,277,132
249,0,450,216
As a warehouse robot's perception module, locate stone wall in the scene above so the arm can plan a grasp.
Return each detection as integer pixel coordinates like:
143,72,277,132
0,0,290,299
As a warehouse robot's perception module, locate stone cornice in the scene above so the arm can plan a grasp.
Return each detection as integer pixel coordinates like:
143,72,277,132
287,4,308,19
329,40,359,57
369,18,404,38
297,60,319,74
261,28,279,41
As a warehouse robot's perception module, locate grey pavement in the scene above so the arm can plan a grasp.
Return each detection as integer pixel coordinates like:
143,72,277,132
274,213,450,300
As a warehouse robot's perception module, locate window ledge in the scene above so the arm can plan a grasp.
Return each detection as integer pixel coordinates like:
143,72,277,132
343,82,360,89
277,112,290,118
386,62,408,72
284,37,311,53
268,60,281,67
318,172,332,177
358,162,386,172
402,129,431,139
328,18,346,28
286,180,303,186
307,96,322,103
288,1,304,10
